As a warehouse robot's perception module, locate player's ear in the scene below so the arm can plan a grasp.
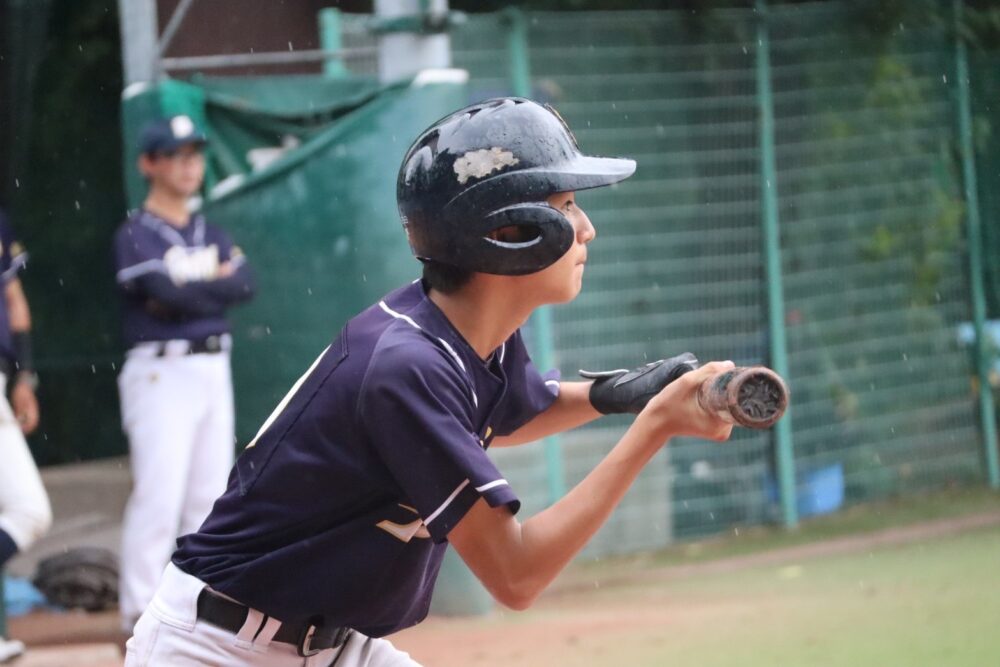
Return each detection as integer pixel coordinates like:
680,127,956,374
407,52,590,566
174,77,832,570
137,153,156,178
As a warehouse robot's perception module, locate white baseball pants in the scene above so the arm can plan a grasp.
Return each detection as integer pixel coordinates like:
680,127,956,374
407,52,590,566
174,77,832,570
0,375,52,552
125,563,424,667
118,351,235,630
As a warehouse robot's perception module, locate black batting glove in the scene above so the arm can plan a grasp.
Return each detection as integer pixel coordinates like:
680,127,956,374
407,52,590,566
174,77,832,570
580,352,700,415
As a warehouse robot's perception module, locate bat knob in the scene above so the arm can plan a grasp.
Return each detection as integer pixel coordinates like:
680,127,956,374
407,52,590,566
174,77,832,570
698,366,789,429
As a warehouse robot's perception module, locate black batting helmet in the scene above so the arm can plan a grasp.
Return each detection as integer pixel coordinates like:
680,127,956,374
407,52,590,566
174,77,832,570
397,97,636,276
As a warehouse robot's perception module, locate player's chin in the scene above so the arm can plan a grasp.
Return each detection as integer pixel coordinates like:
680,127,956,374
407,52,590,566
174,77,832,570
549,275,585,304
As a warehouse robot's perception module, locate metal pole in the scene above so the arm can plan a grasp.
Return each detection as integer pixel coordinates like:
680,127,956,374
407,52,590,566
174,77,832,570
505,8,565,505
755,0,798,528
117,0,159,85
954,0,1000,489
374,0,451,84
158,0,197,58
161,47,376,73
319,8,350,78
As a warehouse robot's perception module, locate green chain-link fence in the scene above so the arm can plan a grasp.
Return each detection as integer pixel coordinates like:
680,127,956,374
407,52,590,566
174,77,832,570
431,2,998,552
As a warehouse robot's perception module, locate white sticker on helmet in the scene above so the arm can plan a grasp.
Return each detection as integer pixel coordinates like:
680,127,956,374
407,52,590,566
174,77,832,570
453,147,519,184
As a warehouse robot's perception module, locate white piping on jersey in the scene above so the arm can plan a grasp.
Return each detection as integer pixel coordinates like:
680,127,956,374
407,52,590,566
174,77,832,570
475,479,509,493
434,337,466,374
378,299,479,408
378,300,422,331
425,479,470,525
245,345,331,449
116,258,167,283
545,379,560,392
498,342,506,364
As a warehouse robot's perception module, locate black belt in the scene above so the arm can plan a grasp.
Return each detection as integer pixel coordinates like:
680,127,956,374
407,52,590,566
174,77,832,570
196,588,351,657
153,335,228,356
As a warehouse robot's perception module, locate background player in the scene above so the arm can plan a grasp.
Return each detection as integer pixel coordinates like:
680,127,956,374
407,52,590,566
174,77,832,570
0,205,52,662
113,115,256,634
124,98,733,666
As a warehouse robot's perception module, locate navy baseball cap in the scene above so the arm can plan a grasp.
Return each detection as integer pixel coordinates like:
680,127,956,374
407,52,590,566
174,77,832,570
139,115,208,155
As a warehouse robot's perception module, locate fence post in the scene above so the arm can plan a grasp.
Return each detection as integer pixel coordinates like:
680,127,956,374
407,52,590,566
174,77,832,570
504,7,566,505
318,8,350,78
755,0,798,527
953,0,1000,489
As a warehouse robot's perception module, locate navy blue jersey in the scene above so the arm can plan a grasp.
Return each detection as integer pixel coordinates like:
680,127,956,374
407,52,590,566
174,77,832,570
113,209,255,346
0,209,28,365
173,281,559,637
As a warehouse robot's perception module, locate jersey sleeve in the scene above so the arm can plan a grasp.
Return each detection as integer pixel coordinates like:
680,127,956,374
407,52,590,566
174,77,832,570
359,337,520,543
493,330,561,437
0,212,28,283
114,223,163,290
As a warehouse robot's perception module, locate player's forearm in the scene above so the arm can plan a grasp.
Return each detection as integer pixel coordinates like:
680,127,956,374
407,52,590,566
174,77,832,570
492,381,600,447
459,415,670,610
133,274,229,318
5,279,31,331
200,265,257,304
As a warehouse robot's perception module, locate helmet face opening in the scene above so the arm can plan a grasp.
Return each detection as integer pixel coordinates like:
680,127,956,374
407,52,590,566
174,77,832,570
397,97,636,276
486,224,544,248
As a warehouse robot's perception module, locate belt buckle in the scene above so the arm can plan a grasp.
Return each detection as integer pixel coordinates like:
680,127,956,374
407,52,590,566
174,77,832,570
297,623,321,657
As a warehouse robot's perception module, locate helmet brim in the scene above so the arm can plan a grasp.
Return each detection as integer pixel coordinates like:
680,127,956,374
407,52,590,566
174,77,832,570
536,155,637,193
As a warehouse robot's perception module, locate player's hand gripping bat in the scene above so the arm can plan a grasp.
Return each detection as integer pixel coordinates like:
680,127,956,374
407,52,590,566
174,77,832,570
581,355,789,429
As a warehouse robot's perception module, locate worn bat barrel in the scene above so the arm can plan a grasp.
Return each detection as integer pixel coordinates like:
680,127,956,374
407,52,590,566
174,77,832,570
697,366,789,429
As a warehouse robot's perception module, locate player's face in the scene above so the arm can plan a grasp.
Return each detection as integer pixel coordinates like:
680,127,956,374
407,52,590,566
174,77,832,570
141,144,206,198
529,191,595,304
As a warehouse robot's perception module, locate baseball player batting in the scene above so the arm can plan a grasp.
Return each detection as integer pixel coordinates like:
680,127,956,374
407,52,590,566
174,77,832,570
124,98,785,666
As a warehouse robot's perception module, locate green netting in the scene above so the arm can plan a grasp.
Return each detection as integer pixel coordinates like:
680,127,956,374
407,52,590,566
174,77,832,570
443,3,994,551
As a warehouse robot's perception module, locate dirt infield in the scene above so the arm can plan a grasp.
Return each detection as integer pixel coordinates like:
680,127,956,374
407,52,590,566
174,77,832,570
390,511,1000,667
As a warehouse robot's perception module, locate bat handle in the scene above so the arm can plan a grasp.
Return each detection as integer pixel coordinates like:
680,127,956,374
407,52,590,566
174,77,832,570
696,366,790,429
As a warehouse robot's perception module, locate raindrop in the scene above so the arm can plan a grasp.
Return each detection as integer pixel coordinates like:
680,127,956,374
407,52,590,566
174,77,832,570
288,41,294,51
74,200,80,210
265,326,271,335
14,178,19,188
91,364,96,374
307,287,313,295
942,74,947,84
362,274,367,282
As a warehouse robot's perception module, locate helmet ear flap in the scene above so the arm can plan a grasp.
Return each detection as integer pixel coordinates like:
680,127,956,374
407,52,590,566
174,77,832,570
456,203,574,276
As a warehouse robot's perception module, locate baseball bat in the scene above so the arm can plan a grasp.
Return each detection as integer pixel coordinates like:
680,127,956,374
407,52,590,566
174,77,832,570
696,366,789,429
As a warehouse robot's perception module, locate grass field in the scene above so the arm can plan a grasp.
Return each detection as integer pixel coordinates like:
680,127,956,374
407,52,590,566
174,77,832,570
392,490,1000,667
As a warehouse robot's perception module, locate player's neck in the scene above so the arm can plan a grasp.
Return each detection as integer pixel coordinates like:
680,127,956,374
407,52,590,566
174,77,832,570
144,190,192,228
428,282,533,361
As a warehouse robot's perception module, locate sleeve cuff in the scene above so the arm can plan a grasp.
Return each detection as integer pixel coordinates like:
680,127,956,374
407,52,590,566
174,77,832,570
424,479,521,544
